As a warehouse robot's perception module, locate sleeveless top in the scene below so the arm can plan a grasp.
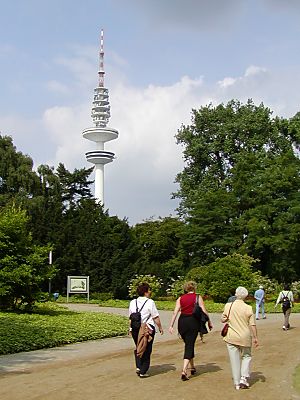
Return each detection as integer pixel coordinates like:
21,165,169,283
180,293,196,315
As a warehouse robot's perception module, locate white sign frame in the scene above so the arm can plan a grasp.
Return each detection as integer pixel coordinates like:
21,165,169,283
67,276,89,302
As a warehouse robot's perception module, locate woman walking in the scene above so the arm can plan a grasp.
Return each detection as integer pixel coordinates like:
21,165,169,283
275,284,294,330
169,281,213,381
128,282,163,378
221,286,258,390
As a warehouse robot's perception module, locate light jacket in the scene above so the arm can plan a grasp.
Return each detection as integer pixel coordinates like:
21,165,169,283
136,323,153,358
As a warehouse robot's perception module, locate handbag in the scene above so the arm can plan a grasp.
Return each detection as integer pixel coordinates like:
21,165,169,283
192,295,204,323
221,323,229,337
221,301,234,337
193,295,209,335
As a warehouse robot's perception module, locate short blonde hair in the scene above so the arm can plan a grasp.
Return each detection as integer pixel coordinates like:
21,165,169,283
183,281,197,293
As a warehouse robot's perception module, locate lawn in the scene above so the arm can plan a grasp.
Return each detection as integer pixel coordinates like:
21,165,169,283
293,364,300,395
95,298,300,313
0,302,128,355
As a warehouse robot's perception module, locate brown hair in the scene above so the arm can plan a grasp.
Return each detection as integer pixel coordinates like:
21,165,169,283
137,282,150,296
183,281,197,293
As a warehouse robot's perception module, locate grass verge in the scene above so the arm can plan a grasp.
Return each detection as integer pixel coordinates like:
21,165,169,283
0,302,128,355
293,364,300,395
95,299,300,313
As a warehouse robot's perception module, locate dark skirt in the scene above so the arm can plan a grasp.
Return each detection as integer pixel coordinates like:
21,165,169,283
178,314,199,359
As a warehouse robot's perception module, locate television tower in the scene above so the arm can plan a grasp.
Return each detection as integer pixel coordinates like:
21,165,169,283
82,29,118,205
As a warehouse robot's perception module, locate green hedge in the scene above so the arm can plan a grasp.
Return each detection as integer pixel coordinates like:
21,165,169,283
0,303,128,355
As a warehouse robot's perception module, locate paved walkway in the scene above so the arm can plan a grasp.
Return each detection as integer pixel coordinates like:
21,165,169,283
1,304,300,400
0,303,289,374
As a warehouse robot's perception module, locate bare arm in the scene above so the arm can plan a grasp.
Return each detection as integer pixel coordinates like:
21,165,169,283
250,325,258,347
275,292,282,307
168,297,181,334
153,316,164,334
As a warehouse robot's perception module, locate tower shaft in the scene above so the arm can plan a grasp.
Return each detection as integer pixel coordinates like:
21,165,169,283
82,30,118,206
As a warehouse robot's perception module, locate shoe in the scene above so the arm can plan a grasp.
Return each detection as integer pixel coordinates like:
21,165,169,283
256,318,259,320
190,368,196,375
283,326,287,331
181,371,189,381
136,368,140,375
263,316,266,319
235,385,240,390
139,373,149,378
240,376,250,389
239,383,249,389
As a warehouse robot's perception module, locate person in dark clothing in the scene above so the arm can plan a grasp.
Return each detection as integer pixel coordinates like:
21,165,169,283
275,284,294,330
169,281,213,380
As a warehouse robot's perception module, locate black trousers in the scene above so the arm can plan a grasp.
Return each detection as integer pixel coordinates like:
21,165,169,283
178,314,199,360
132,324,155,375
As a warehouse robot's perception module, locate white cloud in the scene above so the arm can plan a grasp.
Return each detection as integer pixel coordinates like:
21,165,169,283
245,65,267,77
42,105,91,168
218,77,236,88
2,53,300,224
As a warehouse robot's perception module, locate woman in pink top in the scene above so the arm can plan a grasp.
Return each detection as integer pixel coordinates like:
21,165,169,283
169,281,212,380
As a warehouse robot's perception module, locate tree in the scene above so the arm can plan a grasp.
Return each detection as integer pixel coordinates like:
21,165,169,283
132,217,186,282
0,135,140,298
49,199,139,298
0,205,54,308
175,100,300,281
0,135,40,206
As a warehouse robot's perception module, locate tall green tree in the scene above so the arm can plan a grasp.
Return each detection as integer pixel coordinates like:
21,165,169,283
51,199,138,298
0,205,54,308
132,217,186,281
175,100,300,281
0,135,40,206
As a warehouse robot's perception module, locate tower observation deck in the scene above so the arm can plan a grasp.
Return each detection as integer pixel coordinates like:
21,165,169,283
82,29,118,205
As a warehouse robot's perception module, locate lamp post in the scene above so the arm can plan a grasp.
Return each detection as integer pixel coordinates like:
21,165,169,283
48,250,52,295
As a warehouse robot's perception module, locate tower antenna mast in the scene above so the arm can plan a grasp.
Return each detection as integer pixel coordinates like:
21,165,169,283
98,29,105,88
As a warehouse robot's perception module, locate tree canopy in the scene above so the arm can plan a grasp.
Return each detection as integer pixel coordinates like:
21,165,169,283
175,99,300,281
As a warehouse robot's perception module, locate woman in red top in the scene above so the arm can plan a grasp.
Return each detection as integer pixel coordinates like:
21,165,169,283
169,281,213,380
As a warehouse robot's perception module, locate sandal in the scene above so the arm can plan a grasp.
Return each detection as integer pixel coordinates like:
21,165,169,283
181,371,189,381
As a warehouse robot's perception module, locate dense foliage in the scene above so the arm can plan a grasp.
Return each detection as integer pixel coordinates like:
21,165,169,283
175,100,300,282
128,274,163,299
186,254,259,302
0,303,128,355
0,205,53,308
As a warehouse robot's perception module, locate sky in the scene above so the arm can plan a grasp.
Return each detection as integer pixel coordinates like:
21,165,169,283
1,0,300,225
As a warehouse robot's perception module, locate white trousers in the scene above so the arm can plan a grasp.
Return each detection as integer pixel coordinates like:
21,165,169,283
226,343,252,386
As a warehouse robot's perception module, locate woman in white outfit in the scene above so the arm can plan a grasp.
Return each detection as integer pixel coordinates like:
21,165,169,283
221,287,258,390
128,282,163,377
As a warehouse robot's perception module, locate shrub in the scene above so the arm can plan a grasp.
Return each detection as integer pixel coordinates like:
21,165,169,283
90,292,114,301
128,274,163,299
187,253,258,303
167,276,186,298
251,272,280,297
291,281,300,300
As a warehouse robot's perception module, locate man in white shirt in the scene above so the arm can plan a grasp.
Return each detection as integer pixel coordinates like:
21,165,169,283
254,285,266,320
